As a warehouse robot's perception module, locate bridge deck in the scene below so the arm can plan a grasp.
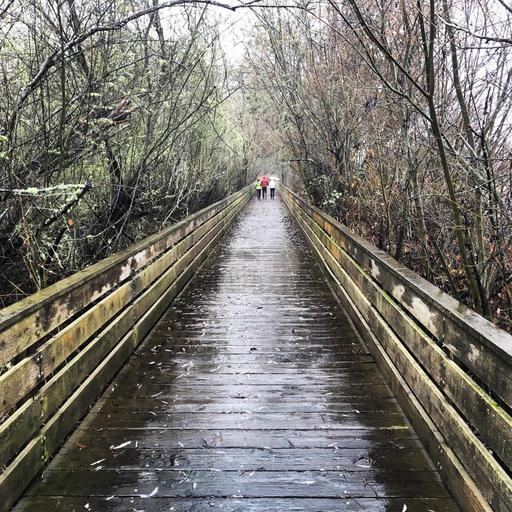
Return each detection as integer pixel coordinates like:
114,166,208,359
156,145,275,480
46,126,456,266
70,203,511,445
14,196,459,511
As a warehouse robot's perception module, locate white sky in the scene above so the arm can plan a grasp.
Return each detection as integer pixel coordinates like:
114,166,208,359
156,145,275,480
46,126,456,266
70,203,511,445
215,7,257,63
155,3,258,64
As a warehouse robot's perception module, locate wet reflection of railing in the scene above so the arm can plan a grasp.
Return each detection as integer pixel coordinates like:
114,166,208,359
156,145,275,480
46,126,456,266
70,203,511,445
0,185,253,512
281,186,512,512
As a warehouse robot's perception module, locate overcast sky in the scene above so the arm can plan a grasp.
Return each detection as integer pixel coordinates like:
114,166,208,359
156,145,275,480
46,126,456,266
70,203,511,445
216,6,257,63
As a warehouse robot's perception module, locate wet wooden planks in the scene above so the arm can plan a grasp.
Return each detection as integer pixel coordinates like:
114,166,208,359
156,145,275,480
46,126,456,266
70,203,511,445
16,497,460,512
14,196,459,511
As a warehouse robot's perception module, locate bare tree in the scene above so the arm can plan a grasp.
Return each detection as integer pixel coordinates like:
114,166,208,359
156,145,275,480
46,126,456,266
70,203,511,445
245,0,512,326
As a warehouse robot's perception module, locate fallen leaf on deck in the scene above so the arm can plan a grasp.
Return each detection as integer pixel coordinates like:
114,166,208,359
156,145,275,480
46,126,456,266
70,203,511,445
109,441,131,450
140,486,159,498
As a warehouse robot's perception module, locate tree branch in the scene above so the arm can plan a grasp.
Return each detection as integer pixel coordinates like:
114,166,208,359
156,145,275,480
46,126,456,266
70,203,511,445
6,0,265,133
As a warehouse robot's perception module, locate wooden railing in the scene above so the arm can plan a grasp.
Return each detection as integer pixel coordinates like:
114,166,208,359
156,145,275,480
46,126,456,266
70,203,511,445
281,186,512,512
0,185,253,511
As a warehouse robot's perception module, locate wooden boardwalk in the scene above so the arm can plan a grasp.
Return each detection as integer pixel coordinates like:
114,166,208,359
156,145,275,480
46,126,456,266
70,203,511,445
14,196,460,511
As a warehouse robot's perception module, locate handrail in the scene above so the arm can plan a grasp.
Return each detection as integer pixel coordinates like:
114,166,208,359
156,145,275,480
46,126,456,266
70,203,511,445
0,186,252,366
281,185,512,512
0,184,253,512
282,186,512,405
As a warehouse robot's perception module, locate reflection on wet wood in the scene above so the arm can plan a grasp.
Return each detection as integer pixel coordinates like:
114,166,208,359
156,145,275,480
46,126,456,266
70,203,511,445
14,196,459,512
26,469,451,498
69,427,419,450
50,446,434,471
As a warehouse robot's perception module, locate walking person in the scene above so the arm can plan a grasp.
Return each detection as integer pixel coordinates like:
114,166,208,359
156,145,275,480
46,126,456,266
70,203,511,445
269,178,276,199
260,176,269,199
256,178,262,200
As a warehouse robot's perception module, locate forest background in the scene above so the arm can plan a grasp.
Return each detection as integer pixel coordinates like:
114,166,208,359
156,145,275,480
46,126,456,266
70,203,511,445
0,0,511,330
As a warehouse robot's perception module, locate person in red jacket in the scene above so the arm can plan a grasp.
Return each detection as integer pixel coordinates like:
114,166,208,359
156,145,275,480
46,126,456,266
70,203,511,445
260,176,269,198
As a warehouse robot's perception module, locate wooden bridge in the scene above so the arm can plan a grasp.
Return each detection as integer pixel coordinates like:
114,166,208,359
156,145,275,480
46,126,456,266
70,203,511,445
0,186,511,512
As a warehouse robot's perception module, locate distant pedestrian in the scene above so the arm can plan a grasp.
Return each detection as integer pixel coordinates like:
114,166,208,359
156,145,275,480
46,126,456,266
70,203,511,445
260,176,269,199
256,179,262,200
269,178,276,199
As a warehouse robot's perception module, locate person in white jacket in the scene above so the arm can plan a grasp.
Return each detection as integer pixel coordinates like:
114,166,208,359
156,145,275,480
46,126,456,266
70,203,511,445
269,178,277,199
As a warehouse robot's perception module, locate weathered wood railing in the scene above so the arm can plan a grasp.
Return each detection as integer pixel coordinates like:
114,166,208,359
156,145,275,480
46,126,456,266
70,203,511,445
0,185,253,511
281,186,512,512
